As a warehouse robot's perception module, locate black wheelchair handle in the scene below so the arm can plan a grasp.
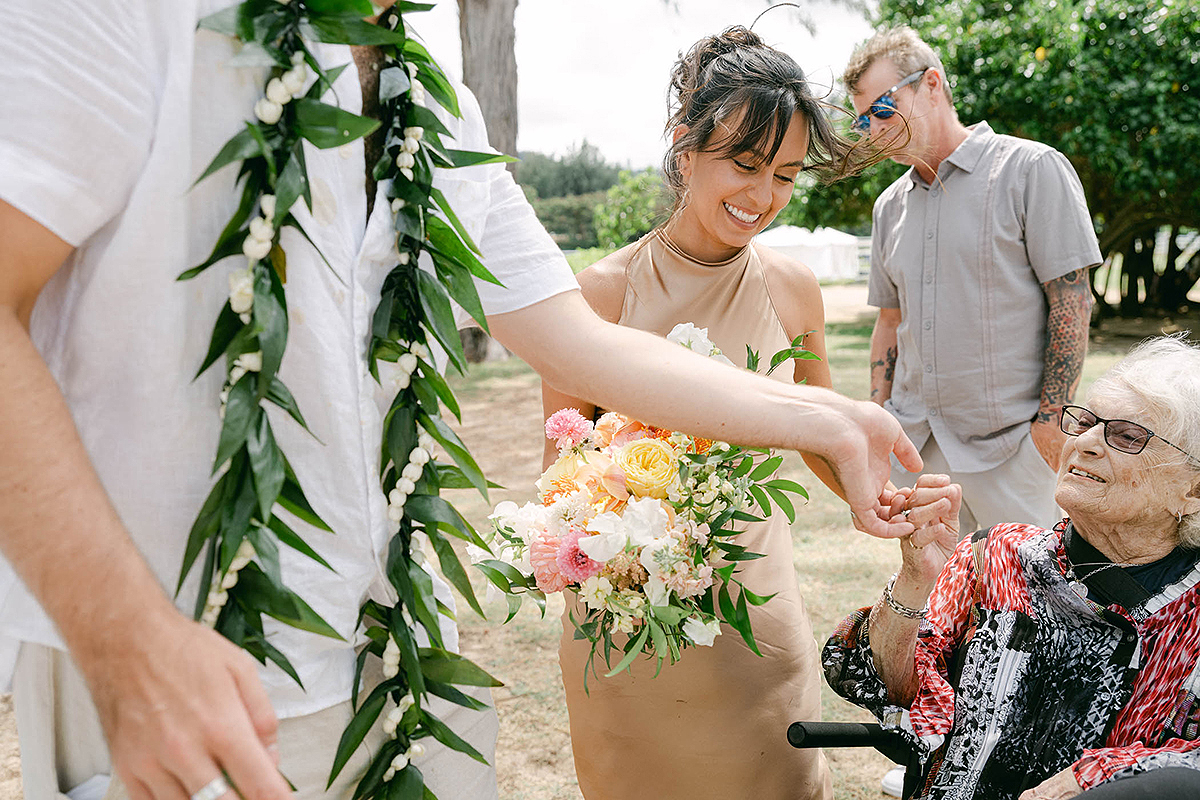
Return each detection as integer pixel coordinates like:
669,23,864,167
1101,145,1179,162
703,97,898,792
786,720,887,749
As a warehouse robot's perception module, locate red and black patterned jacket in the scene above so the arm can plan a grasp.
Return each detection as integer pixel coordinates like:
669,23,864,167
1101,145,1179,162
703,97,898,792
823,521,1200,800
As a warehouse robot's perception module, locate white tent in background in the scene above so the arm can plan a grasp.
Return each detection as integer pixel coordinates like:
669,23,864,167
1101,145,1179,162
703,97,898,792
755,225,861,281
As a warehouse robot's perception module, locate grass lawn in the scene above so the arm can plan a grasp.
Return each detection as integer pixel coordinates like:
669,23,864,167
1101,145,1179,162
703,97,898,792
441,312,1139,800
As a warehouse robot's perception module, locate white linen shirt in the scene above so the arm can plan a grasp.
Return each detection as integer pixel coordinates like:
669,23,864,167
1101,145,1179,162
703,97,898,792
0,1,578,716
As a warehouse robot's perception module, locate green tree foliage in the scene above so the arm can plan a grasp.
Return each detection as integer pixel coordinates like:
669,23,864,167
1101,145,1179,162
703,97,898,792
531,191,606,249
594,169,673,248
515,140,621,198
786,0,1200,313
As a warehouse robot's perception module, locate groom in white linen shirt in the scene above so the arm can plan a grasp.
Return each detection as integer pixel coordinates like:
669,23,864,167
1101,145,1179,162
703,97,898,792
0,2,920,798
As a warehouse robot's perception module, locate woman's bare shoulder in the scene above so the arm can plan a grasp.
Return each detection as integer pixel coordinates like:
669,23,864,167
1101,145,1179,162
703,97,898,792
575,243,639,323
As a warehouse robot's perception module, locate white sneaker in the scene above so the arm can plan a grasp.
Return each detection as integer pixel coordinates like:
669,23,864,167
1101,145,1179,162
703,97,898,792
881,764,905,798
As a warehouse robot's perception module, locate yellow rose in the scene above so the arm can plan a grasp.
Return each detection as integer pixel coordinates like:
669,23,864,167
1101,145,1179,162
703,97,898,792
538,450,614,503
614,438,678,499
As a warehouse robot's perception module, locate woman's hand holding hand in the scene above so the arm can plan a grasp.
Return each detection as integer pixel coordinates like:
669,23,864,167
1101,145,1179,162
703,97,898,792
894,474,961,589
1018,767,1084,799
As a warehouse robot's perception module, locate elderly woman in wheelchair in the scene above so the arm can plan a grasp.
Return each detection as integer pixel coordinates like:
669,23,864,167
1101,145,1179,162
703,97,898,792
821,336,1200,800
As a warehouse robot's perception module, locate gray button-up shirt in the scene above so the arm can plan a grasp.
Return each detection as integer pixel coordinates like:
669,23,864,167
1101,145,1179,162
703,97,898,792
868,122,1101,472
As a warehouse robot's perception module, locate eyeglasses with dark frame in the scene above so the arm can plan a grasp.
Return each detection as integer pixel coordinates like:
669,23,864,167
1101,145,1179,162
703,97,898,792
851,68,929,134
1060,405,1200,463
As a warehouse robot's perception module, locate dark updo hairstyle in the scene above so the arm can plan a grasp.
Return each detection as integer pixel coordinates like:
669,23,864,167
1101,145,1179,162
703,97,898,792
663,26,890,214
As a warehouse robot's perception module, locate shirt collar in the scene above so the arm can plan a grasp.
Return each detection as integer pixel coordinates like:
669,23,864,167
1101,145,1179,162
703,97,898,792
903,120,994,190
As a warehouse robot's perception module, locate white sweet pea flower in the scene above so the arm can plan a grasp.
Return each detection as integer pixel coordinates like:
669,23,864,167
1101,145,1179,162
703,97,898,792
266,77,292,105
488,501,520,526
259,194,276,220
579,576,614,610
666,322,715,355
254,97,283,125
644,576,670,607
465,543,490,564
242,233,272,262
682,616,722,647
622,496,670,547
228,270,255,314
579,512,627,562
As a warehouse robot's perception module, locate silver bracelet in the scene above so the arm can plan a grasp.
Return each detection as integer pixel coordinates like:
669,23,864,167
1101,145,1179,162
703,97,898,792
883,572,928,619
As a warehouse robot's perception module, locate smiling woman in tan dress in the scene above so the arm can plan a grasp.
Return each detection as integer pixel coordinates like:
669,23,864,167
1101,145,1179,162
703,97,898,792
540,27,890,800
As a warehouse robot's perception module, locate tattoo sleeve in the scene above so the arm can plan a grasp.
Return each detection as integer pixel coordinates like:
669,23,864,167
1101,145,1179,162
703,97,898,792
869,346,897,402
1038,269,1093,422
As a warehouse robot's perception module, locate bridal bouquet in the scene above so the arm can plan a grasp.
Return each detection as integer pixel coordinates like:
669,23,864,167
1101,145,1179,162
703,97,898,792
474,324,809,680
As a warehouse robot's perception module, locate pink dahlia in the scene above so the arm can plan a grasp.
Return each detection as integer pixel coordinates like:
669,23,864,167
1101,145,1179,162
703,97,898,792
556,525,604,584
545,408,594,451
530,532,569,593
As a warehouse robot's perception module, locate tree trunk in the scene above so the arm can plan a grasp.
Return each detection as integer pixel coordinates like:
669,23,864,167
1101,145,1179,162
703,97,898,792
457,0,519,164
457,0,519,363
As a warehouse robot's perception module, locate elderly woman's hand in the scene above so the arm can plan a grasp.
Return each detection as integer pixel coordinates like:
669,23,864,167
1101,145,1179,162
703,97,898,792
895,474,962,588
1018,767,1084,799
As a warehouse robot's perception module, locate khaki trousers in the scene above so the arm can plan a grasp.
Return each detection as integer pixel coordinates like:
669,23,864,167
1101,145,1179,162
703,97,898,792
13,644,499,800
890,432,1062,535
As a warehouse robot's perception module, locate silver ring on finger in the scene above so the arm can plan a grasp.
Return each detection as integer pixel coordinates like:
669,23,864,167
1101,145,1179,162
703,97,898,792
191,776,231,800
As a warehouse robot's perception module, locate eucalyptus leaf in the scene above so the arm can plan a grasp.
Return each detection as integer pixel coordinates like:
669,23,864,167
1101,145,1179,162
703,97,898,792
604,624,650,677
748,455,783,481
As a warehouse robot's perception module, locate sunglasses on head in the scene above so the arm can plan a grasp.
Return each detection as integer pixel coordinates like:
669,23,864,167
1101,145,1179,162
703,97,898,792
1060,405,1200,462
851,68,929,134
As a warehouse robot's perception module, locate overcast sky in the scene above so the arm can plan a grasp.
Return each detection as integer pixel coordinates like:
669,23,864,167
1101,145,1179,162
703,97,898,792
412,0,874,168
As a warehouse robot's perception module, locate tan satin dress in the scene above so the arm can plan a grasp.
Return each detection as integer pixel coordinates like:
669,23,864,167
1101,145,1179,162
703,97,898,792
560,230,833,800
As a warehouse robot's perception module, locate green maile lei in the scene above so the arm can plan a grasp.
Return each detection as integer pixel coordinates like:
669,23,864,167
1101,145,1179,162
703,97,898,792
178,1,509,796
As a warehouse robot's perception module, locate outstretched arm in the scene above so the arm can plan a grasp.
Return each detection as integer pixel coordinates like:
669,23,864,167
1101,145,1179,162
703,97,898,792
489,291,922,537
1033,268,1092,471
0,200,289,800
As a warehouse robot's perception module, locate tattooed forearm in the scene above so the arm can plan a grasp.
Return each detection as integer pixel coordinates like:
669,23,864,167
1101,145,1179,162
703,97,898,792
1039,268,1093,420
869,346,897,401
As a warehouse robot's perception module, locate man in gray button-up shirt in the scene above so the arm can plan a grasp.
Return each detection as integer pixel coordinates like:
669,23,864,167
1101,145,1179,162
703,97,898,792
843,27,1100,534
